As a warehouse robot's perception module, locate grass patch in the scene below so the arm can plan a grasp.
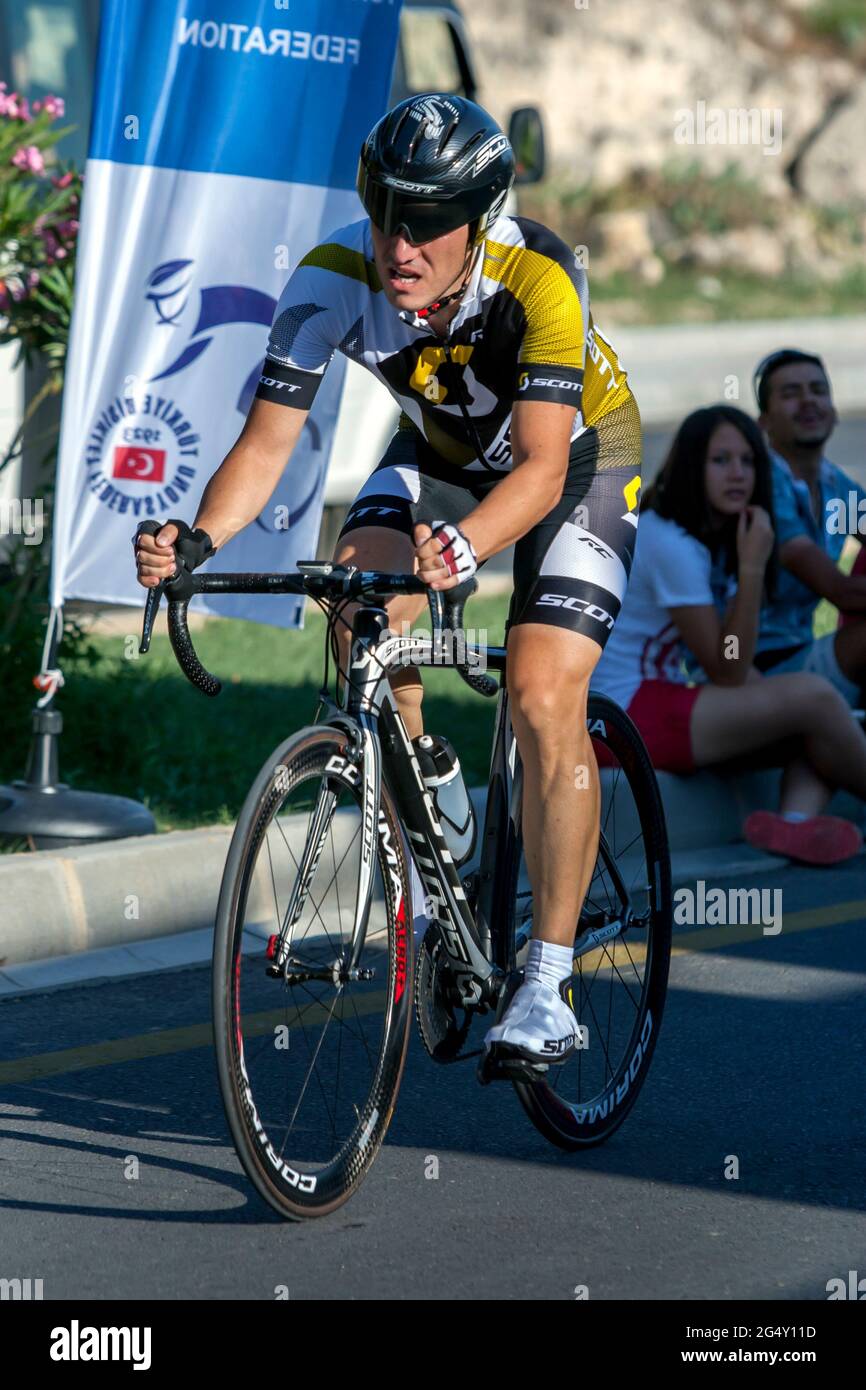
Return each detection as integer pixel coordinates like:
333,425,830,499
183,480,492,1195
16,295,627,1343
587,264,866,327
0,594,510,831
804,0,866,47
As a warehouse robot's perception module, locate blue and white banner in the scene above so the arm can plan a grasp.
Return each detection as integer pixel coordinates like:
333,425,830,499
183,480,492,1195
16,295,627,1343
52,0,402,625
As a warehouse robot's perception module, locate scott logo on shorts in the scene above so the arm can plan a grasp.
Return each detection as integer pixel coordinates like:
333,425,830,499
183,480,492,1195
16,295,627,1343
536,592,615,630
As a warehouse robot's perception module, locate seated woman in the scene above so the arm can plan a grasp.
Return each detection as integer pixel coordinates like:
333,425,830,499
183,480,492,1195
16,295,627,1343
591,404,866,865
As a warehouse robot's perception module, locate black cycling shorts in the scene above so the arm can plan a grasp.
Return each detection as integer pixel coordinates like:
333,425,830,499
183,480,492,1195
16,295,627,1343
338,395,642,649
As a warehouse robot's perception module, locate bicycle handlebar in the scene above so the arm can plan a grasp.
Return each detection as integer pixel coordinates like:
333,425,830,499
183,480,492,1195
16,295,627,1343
137,547,498,699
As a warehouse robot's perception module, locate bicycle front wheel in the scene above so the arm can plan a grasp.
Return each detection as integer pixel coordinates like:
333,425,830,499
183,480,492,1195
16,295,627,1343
510,693,672,1149
213,724,413,1219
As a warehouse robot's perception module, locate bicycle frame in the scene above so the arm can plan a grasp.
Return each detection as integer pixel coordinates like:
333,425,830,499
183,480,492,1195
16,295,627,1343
329,602,518,1008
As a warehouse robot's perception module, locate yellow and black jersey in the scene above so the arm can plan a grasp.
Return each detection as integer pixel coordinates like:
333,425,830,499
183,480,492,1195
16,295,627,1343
256,214,634,473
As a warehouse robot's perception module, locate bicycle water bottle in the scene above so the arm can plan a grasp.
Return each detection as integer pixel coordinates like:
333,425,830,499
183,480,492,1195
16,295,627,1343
412,733,477,867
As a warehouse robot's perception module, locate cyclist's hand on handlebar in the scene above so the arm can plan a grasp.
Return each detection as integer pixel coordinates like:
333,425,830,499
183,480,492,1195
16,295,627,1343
134,519,215,589
414,520,478,590
134,521,180,588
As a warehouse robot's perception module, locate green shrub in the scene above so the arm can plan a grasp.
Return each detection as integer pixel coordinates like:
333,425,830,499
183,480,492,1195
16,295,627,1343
805,0,866,47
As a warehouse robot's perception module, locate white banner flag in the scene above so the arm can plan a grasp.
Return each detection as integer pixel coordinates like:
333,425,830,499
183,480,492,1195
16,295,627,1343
52,0,402,627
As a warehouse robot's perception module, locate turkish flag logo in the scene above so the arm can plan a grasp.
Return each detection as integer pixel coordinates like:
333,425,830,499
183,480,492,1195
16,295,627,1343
113,446,166,482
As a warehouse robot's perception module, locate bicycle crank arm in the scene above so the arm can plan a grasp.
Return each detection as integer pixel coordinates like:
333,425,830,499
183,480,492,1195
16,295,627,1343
514,911,629,961
572,911,630,959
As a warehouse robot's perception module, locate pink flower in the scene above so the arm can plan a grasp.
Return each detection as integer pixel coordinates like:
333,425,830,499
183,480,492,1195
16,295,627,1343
57,218,79,238
42,94,65,119
32,100,42,113
27,270,40,289
2,92,27,119
54,246,67,259
11,145,45,175
51,170,73,188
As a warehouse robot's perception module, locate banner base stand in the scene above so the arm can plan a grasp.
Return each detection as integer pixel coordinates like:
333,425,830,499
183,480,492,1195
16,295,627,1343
0,705,155,851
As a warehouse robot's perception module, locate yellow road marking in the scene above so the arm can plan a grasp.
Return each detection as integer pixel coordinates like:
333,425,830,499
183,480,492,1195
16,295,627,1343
0,992,388,1086
1,897,863,1086
574,896,866,973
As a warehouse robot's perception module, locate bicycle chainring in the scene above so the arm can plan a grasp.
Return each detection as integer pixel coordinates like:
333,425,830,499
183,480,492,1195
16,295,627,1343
415,925,473,1063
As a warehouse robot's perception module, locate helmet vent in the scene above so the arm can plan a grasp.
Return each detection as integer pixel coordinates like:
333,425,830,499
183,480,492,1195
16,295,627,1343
388,106,412,164
457,128,486,159
408,117,429,160
436,114,460,156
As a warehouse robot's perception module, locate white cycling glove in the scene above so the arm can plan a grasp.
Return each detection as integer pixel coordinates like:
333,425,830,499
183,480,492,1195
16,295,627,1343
431,520,478,581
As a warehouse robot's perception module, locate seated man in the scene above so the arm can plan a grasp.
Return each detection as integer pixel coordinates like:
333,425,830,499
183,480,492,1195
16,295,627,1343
753,348,866,704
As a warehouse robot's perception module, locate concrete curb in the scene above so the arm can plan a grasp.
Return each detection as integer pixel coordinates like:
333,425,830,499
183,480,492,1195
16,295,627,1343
0,825,233,968
0,768,828,977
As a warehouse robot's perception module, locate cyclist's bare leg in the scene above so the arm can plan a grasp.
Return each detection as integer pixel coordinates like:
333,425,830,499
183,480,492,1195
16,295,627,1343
507,623,601,947
332,525,428,739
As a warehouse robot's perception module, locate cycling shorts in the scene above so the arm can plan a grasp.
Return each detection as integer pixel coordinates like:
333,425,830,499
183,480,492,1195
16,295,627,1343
338,394,642,649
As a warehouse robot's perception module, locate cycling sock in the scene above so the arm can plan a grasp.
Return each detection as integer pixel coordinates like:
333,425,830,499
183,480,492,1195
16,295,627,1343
525,939,574,993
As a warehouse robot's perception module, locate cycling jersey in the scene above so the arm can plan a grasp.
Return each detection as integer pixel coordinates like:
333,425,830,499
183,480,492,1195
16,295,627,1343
257,211,641,648
256,214,634,473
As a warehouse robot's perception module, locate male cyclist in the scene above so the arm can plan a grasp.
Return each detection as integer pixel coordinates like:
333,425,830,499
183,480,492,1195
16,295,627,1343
135,94,642,1066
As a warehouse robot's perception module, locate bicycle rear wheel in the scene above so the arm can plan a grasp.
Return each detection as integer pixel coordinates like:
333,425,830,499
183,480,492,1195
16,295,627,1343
510,693,672,1148
212,724,413,1219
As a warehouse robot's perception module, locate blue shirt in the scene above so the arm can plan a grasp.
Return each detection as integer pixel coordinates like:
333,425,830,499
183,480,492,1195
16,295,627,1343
757,449,866,652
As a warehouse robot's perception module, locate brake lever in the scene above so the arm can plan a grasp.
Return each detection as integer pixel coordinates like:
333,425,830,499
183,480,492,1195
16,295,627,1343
136,520,165,654
139,582,163,654
428,577,499,698
136,519,194,653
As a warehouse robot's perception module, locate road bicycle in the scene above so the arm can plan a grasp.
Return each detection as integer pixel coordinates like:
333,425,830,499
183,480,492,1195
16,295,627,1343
138,527,672,1220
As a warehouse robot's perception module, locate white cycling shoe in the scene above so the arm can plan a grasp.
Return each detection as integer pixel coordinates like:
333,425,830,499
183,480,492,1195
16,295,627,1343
483,976,582,1064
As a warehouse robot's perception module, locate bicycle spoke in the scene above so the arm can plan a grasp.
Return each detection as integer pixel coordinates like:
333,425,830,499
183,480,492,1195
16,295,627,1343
513,707,671,1142
220,728,411,1215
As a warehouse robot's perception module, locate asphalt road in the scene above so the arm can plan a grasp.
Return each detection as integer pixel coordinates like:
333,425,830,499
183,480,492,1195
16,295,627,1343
1,858,864,1301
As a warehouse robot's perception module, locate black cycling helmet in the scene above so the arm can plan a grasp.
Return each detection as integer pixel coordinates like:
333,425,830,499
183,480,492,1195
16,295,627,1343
357,93,514,246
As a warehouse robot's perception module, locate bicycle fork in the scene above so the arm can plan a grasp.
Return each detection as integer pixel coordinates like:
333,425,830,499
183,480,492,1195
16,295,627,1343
266,718,382,984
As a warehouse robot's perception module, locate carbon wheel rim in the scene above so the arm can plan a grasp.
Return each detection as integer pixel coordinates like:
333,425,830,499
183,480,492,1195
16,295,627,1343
216,730,412,1211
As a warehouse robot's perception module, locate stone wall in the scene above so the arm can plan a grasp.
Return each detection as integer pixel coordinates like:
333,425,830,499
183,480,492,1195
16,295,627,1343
463,0,866,210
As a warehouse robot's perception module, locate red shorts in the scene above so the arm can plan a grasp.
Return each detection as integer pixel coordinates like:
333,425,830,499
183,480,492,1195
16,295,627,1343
623,680,701,773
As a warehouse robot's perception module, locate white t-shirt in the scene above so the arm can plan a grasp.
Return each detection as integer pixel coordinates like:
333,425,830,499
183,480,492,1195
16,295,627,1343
592,510,735,709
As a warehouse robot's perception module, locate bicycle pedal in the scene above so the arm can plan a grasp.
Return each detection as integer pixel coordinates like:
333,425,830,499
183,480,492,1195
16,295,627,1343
476,1043,550,1086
